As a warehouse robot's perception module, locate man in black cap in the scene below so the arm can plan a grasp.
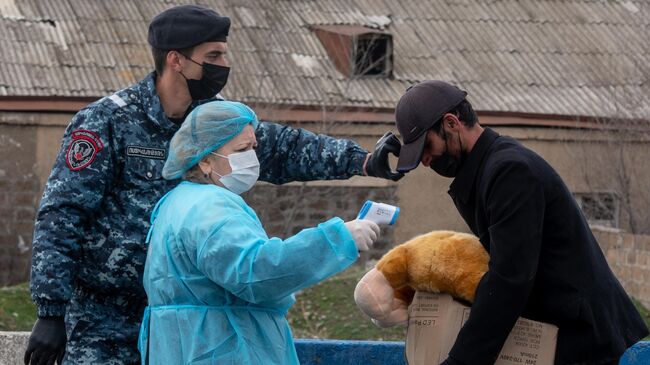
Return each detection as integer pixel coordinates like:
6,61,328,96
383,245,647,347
394,80,648,365
25,4,402,365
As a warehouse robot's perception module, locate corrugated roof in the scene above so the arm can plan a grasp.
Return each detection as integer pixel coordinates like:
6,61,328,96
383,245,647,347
0,0,648,119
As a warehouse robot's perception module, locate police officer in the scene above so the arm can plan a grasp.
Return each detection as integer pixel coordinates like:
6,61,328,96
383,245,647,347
24,5,403,365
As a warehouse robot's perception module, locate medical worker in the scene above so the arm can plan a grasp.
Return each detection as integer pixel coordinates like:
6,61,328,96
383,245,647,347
138,100,380,365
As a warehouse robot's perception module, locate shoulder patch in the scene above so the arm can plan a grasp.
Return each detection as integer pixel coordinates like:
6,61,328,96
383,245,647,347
65,130,105,171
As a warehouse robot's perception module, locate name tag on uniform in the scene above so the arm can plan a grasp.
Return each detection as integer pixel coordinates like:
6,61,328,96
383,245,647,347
126,146,166,160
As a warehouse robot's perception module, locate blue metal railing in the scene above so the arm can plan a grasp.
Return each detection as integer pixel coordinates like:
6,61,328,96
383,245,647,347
295,339,650,365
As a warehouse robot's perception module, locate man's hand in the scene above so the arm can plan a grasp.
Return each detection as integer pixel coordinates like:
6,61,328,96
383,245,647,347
24,317,66,365
364,132,405,181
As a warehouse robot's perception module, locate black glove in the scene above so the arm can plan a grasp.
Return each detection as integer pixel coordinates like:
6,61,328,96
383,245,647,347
365,132,405,181
24,317,66,365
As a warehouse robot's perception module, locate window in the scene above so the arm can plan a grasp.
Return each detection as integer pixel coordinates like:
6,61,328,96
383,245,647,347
312,25,392,78
353,34,392,77
574,192,619,228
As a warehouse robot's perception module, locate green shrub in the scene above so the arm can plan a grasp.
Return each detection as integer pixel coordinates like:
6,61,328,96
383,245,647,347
0,283,37,331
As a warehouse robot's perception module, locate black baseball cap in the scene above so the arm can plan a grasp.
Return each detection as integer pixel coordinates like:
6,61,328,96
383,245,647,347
395,81,467,173
148,5,230,49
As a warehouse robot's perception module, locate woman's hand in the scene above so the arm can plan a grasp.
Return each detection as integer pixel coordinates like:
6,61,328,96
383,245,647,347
344,219,380,252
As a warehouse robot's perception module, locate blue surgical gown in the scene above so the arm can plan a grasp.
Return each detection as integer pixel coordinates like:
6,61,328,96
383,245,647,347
138,181,358,364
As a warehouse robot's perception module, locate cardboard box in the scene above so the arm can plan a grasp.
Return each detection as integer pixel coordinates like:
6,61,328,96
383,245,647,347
406,292,558,365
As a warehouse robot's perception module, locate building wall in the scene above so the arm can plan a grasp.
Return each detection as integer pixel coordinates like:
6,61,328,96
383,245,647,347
395,126,650,243
0,112,70,286
244,183,398,262
593,227,650,308
0,124,38,286
1,112,650,292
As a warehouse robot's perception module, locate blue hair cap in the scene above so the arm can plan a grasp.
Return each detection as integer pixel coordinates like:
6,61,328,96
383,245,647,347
162,100,259,180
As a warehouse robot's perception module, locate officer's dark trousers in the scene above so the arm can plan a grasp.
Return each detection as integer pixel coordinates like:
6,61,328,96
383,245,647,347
63,288,146,365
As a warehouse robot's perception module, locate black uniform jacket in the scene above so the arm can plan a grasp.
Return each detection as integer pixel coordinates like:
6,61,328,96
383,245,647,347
446,128,648,365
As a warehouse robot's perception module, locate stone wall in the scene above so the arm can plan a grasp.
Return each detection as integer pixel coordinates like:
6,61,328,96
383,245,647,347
244,183,398,261
593,227,650,308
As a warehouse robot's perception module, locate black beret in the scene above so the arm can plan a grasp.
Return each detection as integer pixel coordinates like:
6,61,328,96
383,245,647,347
148,5,230,49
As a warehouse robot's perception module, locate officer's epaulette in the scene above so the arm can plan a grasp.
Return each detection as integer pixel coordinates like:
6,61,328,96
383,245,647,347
94,89,134,115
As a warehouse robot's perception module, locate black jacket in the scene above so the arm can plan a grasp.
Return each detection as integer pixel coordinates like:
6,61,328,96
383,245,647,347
446,128,648,365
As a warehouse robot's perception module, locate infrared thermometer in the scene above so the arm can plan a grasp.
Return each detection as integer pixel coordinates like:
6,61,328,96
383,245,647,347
357,200,400,225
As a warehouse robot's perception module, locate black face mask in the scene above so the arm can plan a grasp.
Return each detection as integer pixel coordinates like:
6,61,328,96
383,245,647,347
430,129,465,178
182,58,230,101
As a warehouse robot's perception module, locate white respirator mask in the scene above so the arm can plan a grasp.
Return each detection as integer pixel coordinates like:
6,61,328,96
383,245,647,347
210,150,260,194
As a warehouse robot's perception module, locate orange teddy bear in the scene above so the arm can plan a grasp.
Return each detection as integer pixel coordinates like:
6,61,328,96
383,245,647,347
354,231,489,327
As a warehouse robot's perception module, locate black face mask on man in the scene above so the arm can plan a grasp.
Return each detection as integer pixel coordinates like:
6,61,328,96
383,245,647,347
430,128,465,178
181,56,230,101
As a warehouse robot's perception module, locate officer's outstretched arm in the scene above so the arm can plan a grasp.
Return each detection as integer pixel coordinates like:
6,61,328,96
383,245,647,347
30,107,116,318
254,121,368,184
